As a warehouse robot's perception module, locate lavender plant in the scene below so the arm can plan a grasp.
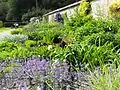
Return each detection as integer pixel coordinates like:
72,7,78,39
0,58,90,90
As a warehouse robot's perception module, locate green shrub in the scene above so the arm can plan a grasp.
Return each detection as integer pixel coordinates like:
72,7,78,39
66,15,92,30
74,19,120,45
79,1,91,16
101,20,119,33
10,47,31,59
0,42,17,52
88,32,115,46
113,32,120,51
0,41,32,59
0,21,3,28
82,43,118,68
42,29,63,44
83,19,119,34
0,42,18,60
25,40,37,48
65,0,92,30
71,19,120,67
3,35,28,43
32,46,49,58
11,28,23,35
23,22,65,44
27,31,44,41
109,0,120,19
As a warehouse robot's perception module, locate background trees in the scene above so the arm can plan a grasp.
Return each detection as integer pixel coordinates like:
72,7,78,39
0,0,79,22
0,0,9,21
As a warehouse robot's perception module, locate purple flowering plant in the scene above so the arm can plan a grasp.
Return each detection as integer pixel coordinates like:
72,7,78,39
0,58,89,90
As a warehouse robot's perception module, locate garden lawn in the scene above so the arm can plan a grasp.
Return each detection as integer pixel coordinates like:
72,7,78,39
0,28,14,41
0,27,10,33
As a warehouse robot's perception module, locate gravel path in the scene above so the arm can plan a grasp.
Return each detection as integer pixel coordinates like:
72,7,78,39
0,29,14,41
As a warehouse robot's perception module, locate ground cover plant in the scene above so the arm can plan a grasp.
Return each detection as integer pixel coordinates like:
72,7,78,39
0,1,120,89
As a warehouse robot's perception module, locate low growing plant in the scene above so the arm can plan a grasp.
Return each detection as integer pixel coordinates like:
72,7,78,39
3,35,28,43
25,40,37,48
11,28,23,35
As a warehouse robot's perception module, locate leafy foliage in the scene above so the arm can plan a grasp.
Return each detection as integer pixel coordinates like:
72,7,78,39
79,1,91,16
3,34,28,43
109,0,120,19
11,28,23,35
25,40,37,48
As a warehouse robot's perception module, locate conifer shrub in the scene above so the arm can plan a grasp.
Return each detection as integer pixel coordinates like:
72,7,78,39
79,1,91,16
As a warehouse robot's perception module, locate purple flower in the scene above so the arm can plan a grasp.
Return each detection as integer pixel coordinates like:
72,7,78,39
0,58,88,89
23,82,28,90
53,61,74,84
21,59,50,75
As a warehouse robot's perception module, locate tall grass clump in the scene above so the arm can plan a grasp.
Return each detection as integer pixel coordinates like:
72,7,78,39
89,63,120,90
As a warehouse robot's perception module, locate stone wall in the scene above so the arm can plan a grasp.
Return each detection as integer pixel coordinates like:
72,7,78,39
48,6,78,22
44,0,115,22
43,1,81,22
91,0,114,18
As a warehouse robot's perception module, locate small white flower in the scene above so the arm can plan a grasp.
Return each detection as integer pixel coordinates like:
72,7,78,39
48,45,52,50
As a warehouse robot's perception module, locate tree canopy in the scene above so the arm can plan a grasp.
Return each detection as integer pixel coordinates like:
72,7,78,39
0,0,79,21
